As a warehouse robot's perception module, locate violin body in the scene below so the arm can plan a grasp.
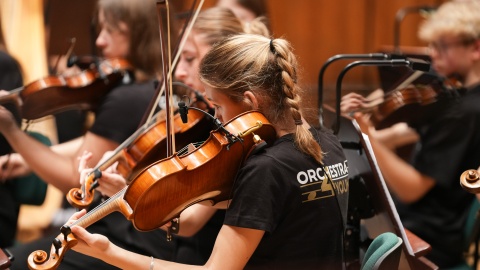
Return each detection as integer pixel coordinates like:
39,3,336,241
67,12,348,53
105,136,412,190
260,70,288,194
370,85,435,129
370,79,460,130
3,58,132,120
67,108,215,209
125,110,276,231
125,109,213,178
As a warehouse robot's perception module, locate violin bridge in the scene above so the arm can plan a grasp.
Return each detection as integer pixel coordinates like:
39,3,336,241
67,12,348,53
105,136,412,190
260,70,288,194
187,143,197,153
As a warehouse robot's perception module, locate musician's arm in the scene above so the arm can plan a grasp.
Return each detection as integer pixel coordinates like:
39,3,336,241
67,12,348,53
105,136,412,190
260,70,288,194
354,113,435,203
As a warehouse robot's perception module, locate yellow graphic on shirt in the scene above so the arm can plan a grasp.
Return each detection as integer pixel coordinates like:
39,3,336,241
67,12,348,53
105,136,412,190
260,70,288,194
298,161,349,203
301,170,334,202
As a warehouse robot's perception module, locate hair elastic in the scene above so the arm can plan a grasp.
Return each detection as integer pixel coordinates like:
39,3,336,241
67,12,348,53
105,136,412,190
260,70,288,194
295,119,303,125
269,39,276,54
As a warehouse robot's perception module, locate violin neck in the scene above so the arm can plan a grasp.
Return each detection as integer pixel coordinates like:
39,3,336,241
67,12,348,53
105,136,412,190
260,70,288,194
0,88,22,107
73,188,132,228
393,70,424,90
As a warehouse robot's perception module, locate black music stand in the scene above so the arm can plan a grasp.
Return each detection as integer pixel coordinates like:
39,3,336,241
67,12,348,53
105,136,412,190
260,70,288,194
322,108,438,270
378,47,437,93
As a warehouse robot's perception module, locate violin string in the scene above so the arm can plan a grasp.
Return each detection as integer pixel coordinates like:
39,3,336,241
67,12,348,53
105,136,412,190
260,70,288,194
73,187,127,227
177,141,204,156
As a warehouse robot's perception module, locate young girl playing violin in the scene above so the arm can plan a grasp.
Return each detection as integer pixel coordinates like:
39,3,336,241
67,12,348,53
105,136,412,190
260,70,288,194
0,0,177,269
66,33,349,269
343,1,480,267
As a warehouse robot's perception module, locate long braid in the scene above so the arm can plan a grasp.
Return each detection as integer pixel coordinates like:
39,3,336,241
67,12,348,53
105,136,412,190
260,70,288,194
199,34,323,164
270,39,323,164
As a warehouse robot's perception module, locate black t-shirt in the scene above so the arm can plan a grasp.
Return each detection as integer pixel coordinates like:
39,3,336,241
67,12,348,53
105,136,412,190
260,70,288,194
90,79,156,144
396,84,480,267
224,127,349,269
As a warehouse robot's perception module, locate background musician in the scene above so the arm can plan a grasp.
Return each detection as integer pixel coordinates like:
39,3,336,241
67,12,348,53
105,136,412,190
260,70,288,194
342,1,480,267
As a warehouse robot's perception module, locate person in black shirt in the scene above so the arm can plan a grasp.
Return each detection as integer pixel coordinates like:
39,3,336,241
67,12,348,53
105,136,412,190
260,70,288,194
343,1,480,267
64,33,349,269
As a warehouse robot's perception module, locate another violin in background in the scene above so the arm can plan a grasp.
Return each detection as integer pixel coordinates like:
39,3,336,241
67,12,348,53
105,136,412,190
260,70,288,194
0,248,13,270
460,169,480,194
356,72,464,130
0,57,132,121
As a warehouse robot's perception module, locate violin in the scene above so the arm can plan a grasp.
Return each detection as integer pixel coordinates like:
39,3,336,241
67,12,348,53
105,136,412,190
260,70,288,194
27,110,276,270
460,169,480,194
369,84,438,129
367,75,462,129
0,248,13,270
67,101,215,209
0,58,132,120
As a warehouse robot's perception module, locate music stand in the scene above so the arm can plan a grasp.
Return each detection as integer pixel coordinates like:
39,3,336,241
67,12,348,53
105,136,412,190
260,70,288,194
322,108,437,269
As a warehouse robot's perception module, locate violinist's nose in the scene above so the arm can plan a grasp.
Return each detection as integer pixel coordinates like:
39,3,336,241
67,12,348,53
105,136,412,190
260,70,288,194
174,60,188,82
96,30,108,51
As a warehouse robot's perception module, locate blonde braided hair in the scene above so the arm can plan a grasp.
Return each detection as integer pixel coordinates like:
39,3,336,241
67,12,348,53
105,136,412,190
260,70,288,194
199,34,323,164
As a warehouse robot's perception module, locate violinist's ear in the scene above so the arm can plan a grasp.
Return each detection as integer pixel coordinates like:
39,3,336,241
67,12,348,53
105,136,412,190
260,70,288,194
472,39,480,60
243,91,259,110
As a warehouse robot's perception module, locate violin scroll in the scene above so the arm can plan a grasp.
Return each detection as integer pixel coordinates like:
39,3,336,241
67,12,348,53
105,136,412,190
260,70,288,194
67,170,102,209
27,226,78,270
460,169,480,194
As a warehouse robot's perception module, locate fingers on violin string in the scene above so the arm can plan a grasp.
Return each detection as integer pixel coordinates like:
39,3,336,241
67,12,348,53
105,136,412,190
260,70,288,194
342,92,365,101
77,151,93,173
105,161,119,174
100,151,115,163
79,169,92,185
66,209,87,226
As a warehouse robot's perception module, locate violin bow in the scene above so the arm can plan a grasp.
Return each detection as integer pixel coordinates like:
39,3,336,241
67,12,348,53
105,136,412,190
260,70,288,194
141,0,204,156
149,0,204,240
156,0,175,155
